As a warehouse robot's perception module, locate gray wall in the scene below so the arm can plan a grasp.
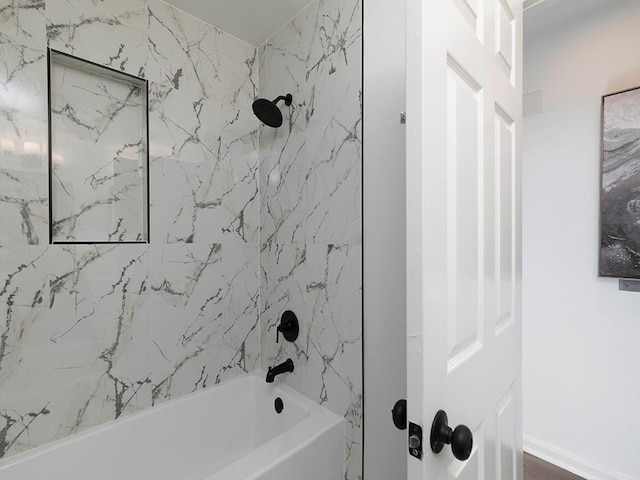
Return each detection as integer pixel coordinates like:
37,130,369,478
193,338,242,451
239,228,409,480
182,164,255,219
363,0,407,478
524,2,640,477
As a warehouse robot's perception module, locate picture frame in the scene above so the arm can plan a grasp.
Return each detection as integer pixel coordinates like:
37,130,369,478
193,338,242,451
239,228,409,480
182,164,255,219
600,85,640,279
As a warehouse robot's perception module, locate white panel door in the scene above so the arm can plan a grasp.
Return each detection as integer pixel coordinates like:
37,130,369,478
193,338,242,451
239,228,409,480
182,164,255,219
405,0,522,479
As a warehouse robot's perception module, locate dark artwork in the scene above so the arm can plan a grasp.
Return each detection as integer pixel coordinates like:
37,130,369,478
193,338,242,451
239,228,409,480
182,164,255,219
600,87,640,278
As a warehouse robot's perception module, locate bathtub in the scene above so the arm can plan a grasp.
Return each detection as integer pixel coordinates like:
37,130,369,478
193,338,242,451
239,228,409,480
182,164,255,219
0,372,345,480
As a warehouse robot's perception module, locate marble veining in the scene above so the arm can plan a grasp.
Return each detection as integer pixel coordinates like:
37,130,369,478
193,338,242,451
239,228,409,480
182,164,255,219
0,246,50,457
147,1,259,244
46,0,149,77
304,0,362,246
0,1,46,49
149,242,259,404
0,0,260,460
0,2,362,478
0,32,48,246
258,0,363,478
48,244,152,439
49,55,147,242
261,242,362,480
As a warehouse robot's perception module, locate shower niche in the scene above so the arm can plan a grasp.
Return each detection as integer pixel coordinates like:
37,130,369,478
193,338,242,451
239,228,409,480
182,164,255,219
48,49,149,244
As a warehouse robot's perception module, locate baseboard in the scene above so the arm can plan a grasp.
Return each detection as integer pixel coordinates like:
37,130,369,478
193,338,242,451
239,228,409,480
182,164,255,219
524,435,637,480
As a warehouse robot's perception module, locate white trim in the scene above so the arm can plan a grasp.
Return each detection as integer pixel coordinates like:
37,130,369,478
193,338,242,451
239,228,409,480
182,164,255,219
523,0,545,11
524,435,637,480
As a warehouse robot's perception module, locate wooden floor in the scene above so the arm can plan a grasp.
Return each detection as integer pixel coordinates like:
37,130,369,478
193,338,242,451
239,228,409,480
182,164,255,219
524,453,585,480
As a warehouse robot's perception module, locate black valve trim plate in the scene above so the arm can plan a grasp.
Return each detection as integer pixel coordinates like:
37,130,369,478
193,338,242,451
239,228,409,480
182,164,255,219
276,310,299,343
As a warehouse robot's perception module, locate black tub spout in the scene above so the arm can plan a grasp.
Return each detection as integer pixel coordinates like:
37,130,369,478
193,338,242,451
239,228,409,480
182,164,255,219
266,358,294,383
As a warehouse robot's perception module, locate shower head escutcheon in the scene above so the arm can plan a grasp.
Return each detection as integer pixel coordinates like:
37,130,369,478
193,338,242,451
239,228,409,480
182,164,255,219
252,93,293,128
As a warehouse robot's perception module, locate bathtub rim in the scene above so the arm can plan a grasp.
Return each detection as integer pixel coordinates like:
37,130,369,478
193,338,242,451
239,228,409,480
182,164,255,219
0,370,342,473
208,411,345,480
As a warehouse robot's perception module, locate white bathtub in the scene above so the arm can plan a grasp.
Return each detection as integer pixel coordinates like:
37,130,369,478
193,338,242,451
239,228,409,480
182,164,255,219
0,372,345,480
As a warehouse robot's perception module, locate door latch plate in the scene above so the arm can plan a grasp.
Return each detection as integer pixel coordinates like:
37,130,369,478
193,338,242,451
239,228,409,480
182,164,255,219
408,422,423,459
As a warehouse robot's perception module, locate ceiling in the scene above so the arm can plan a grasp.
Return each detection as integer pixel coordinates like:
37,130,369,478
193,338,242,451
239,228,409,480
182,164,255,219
165,0,622,47
524,0,623,38
163,0,314,47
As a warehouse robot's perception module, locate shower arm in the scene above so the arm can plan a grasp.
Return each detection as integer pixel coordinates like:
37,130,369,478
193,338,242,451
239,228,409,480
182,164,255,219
272,94,293,106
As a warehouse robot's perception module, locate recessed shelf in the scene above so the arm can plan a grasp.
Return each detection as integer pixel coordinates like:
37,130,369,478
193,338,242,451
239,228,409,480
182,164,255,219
48,49,149,244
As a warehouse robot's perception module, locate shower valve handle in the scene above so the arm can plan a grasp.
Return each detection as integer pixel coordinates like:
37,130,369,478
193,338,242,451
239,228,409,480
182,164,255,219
276,310,299,343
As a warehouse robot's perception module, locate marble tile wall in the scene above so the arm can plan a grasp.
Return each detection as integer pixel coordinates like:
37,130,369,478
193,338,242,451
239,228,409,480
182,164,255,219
0,1,363,477
258,0,363,479
0,1,48,246
0,0,260,459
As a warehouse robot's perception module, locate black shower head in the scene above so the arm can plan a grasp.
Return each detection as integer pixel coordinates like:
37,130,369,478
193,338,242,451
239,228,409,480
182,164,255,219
252,94,293,128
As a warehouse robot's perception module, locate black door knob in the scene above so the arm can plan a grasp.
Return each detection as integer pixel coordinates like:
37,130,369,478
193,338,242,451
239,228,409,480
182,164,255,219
391,399,407,430
430,410,473,461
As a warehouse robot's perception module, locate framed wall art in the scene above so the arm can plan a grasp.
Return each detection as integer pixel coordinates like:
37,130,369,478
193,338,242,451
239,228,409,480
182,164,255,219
600,86,640,278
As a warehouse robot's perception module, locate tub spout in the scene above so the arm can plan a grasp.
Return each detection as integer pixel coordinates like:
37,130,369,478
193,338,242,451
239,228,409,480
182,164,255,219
266,358,294,383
